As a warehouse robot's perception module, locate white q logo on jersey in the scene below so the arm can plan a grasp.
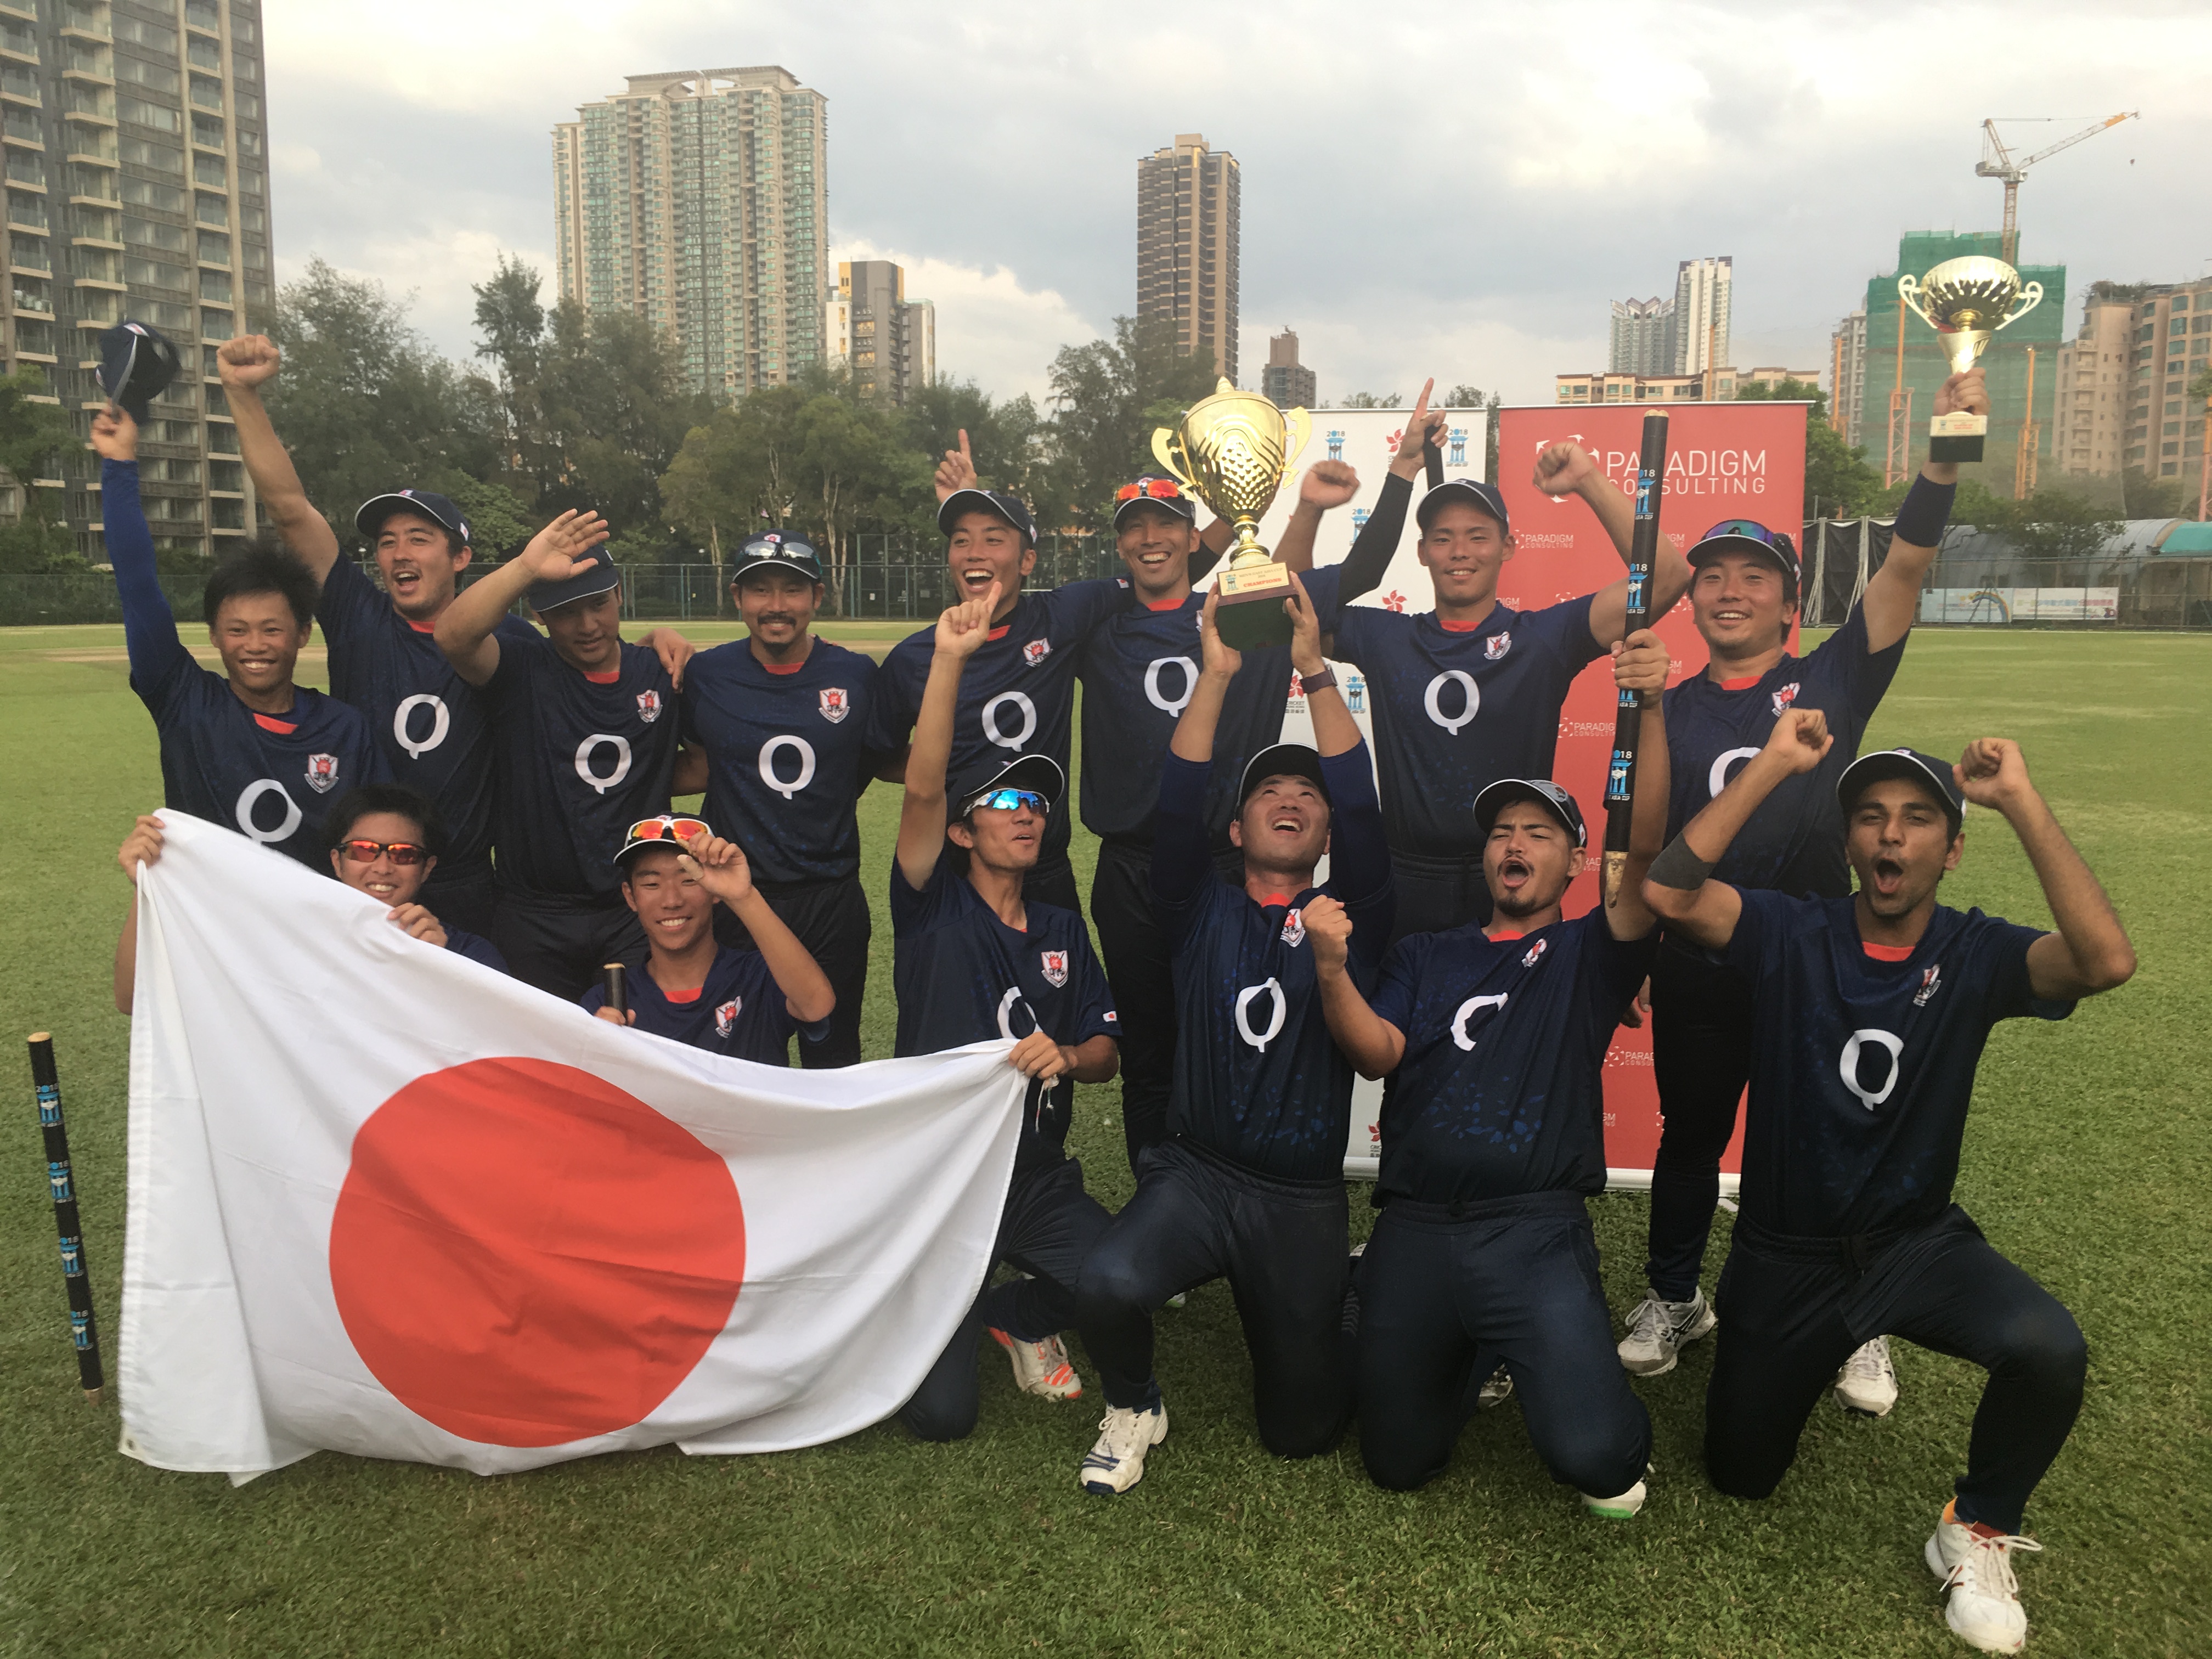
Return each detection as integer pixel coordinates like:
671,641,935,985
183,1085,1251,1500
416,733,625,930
1234,979,1288,1052
1839,1029,1905,1111
758,735,816,800
1708,746,1759,799
392,693,450,760
1424,670,1479,736
996,986,1039,1040
1450,992,1510,1052
982,691,1037,751
1144,656,1198,716
233,778,302,845
574,733,633,796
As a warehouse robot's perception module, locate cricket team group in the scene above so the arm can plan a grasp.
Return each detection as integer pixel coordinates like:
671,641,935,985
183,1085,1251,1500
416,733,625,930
96,326,2132,1654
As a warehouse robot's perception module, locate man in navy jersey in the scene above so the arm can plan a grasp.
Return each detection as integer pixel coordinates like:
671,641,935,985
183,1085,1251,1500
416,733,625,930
582,816,835,1064
95,408,383,871
889,579,1120,1441
1073,577,1392,1496
1304,629,1670,1519
1644,715,2131,1654
1619,368,1987,1409
680,530,899,1068
436,511,703,1000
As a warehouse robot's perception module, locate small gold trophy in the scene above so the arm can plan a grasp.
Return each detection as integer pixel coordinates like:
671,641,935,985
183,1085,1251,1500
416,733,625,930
1898,256,2043,463
1151,379,1311,649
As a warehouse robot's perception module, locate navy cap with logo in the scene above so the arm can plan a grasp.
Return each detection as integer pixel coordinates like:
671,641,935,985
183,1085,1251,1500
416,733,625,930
355,488,473,548
1836,747,1965,830
730,528,825,583
949,752,1064,818
938,487,1038,546
1688,518,1802,592
1111,476,1199,531
1238,742,1331,809
526,543,620,612
95,321,182,424
1414,476,1512,537
1473,777,1588,848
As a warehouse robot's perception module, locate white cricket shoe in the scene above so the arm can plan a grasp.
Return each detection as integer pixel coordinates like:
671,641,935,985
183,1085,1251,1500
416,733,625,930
1926,1504,2041,1652
1080,1402,1167,1496
1582,1479,1647,1520
1616,1289,1717,1375
989,1328,1083,1401
1835,1335,1900,1417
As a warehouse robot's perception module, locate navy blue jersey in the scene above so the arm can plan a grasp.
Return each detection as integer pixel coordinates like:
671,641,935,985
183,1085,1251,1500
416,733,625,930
866,580,1131,864
478,633,681,902
1332,596,1604,857
1662,602,1905,899
580,945,805,1066
1370,910,1655,1204
105,460,384,869
680,637,884,884
1151,742,1395,1181
890,857,1116,1172
443,927,509,973
1726,890,2072,1237
317,556,539,883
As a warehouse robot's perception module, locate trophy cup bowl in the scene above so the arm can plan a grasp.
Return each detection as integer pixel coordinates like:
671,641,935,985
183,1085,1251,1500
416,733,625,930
1151,378,1311,650
1898,256,2043,464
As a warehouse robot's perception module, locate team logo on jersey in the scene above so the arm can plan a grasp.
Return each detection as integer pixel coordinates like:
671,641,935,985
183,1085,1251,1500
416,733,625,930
1040,950,1069,988
1521,938,1549,969
1280,908,1306,948
819,686,850,724
636,689,663,724
1485,631,1513,662
1914,963,1943,1006
714,998,741,1038
303,754,340,794
1022,637,1051,668
1770,681,1801,718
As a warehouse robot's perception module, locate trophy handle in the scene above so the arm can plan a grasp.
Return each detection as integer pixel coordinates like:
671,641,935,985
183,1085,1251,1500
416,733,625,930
1279,407,1312,479
2001,282,2045,329
1896,274,1935,331
1150,427,1198,492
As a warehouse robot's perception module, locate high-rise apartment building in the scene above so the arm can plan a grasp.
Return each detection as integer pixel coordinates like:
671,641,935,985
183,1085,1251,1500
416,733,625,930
1673,256,1731,375
554,67,827,398
2089,278,2211,481
824,258,932,407
1261,328,1314,410
1,0,273,563
1608,296,1676,376
1136,132,1239,384
1830,306,1867,448
2051,284,2137,478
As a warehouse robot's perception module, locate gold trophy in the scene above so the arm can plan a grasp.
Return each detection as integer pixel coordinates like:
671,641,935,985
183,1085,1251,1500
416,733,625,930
1898,256,2042,463
1151,378,1311,648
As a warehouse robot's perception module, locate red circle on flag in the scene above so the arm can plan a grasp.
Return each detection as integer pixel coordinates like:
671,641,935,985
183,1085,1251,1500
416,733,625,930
329,1057,746,1447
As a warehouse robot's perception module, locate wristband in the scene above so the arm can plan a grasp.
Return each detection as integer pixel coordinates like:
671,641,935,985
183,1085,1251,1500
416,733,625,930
1648,834,1716,892
1891,473,1955,550
1299,666,1338,696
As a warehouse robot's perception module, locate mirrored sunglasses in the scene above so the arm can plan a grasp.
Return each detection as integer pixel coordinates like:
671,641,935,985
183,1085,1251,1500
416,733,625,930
1115,477,1187,503
625,816,710,843
965,788,1050,816
341,839,428,865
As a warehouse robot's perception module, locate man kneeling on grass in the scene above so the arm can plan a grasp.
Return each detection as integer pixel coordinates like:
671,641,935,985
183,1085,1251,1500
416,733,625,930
114,783,506,1011
582,815,836,1065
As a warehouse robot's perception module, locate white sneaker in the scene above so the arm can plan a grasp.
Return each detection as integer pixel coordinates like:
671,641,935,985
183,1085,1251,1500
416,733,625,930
1617,1289,1717,1376
1476,1364,1515,1410
1835,1335,1900,1417
989,1328,1082,1401
1926,1505,2041,1652
1080,1402,1167,1496
1582,1478,1647,1520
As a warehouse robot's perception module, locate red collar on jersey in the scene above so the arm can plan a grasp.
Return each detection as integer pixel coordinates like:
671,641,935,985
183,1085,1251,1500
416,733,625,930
1144,595,1186,613
1861,941,1915,962
661,984,704,1004
252,711,299,735
986,624,1010,641
405,617,436,635
583,667,621,685
763,661,804,676
1718,674,1763,690
1487,929,1526,941
1437,618,1485,634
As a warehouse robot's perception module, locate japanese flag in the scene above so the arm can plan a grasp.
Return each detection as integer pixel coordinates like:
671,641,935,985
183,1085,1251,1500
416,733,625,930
120,812,1024,1479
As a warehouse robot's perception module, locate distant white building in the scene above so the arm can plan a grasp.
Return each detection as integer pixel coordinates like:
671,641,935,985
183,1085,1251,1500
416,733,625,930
1673,256,1733,376
825,260,934,407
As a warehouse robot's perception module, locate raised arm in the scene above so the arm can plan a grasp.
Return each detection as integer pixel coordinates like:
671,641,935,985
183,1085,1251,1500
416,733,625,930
1642,708,1833,949
217,335,339,582
1303,893,1404,1079
92,410,188,685
1264,459,1359,579
112,814,163,1014
433,509,607,687
1605,629,1673,941
1288,572,1358,760
894,581,998,892
681,832,838,1023
1860,369,1980,652
1953,738,2135,1000
1537,440,1693,644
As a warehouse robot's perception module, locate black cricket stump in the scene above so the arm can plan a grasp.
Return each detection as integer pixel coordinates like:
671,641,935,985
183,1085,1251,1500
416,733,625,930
27,1033,104,1403
602,963,628,1019
1602,410,1672,908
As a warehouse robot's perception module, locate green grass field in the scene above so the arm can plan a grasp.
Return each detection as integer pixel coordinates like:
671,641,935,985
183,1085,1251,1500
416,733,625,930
1,622,2207,1658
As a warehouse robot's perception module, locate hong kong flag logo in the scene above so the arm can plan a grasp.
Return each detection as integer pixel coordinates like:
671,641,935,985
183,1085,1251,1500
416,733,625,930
819,687,849,724
636,690,663,725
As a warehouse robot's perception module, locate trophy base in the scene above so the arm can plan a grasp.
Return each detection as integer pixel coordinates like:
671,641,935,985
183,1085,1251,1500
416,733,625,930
1928,410,1987,465
1214,561,1295,650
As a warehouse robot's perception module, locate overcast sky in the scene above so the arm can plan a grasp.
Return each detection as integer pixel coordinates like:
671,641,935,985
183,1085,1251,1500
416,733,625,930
267,1,2210,408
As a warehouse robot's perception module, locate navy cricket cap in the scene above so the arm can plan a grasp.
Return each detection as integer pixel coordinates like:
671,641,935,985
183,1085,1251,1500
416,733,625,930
526,543,620,611
938,487,1037,546
355,488,472,546
730,528,825,583
949,752,1064,817
1836,748,1964,830
1238,742,1331,808
1474,777,1588,848
1111,475,1199,531
95,321,181,423
1415,476,1511,536
1689,519,1801,592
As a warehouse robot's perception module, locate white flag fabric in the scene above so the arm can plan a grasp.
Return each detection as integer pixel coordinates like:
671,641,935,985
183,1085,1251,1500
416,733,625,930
120,811,1025,1478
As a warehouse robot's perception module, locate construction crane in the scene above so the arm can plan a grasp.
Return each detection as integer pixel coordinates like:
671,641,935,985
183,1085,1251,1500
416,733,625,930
1977,112,2138,266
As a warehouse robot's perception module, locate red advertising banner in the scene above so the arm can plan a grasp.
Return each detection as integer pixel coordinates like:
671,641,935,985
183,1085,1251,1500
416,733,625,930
1493,402,1808,1183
